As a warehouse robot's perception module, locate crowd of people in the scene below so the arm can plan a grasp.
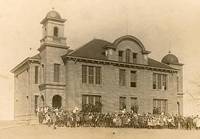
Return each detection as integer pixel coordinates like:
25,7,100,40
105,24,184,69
37,106,200,130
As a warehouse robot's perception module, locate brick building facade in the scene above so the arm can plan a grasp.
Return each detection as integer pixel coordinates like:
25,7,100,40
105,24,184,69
11,10,183,120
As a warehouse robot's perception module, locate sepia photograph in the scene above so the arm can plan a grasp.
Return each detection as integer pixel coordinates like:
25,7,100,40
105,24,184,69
0,0,200,138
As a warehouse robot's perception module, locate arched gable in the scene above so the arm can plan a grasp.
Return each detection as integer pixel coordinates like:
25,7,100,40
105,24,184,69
113,35,150,54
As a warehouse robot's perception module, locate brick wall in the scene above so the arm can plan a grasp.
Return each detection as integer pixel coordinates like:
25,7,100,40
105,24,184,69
65,60,182,114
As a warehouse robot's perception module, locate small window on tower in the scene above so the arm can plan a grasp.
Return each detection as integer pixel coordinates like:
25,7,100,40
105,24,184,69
53,27,58,37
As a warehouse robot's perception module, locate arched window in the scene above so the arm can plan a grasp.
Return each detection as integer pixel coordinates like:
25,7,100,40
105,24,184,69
125,49,131,63
52,95,62,108
53,27,58,37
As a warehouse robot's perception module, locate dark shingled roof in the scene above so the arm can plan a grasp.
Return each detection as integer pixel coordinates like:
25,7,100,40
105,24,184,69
161,53,180,65
148,58,174,69
68,39,174,70
69,39,111,60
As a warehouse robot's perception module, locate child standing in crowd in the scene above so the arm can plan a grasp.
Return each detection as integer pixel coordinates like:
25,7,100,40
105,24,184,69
37,106,199,130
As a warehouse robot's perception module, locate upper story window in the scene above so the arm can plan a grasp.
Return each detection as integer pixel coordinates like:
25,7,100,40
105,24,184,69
118,51,123,62
119,69,126,86
53,27,58,37
82,65,87,83
41,64,45,82
95,67,101,84
125,49,131,63
133,52,137,64
162,75,167,90
88,66,94,84
177,76,179,92
54,64,60,82
153,73,167,90
35,66,39,84
130,71,137,87
82,65,102,85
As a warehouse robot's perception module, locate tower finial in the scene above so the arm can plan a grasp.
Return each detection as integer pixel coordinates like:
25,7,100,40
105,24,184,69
52,7,55,10
168,50,171,54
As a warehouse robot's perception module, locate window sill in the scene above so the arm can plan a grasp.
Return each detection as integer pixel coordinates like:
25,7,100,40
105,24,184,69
119,85,127,88
82,83,103,88
152,89,167,92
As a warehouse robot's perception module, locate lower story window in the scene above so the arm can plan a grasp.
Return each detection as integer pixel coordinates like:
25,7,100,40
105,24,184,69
34,95,39,114
82,95,102,112
130,97,138,113
153,99,168,114
119,97,126,110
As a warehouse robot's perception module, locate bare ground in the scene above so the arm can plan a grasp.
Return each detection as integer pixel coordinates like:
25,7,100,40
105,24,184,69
0,124,199,139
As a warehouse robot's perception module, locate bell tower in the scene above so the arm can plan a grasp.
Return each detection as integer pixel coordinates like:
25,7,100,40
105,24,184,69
38,10,69,109
39,9,68,49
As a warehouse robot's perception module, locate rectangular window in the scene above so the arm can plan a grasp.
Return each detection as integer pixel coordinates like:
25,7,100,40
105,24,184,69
88,96,94,105
153,73,168,90
153,99,167,114
153,73,157,89
119,97,126,110
118,51,123,62
157,74,162,89
54,64,60,82
35,66,39,84
41,64,45,83
88,66,94,84
34,95,38,114
82,65,87,83
119,69,126,86
133,53,137,63
82,95,102,112
95,67,101,84
131,97,138,106
162,74,167,90
130,71,137,87
130,97,138,113
82,95,87,105
95,96,101,104
177,76,179,92
126,49,131,63
82,65,102,85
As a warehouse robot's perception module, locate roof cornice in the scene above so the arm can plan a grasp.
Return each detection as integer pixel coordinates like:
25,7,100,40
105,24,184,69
10,57,40,73
40,17,66,24
63,56,178,73
38,43,69,52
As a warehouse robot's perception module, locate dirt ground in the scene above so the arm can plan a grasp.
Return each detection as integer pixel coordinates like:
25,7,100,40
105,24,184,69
0,124,200,139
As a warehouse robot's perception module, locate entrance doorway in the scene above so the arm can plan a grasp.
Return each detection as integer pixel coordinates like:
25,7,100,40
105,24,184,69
52,95,62,108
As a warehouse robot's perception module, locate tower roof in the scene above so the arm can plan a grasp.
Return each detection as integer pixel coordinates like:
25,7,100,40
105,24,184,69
161,52,182,65
46,10,62,19
40,10,66,24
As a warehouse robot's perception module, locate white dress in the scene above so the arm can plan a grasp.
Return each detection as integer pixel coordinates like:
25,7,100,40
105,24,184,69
196,118,200,128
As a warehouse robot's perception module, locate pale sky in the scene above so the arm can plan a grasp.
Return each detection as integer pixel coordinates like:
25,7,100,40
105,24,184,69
0,0,200,119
